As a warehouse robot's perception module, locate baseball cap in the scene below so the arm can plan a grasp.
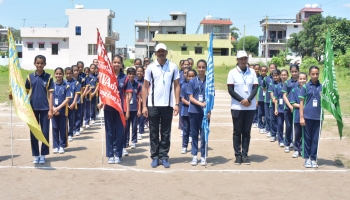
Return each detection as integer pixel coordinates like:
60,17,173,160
237,50,248,59
155,43,167,51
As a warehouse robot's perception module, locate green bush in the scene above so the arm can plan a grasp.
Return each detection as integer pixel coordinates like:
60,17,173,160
271,56,284,68
301,56,319,69
336,49,350,68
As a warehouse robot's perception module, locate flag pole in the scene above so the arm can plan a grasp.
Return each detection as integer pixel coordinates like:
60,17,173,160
10,100,14,166
101,114,103,164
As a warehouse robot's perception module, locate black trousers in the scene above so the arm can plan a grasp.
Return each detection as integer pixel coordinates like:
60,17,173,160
231,109,256,158
148,106,173,160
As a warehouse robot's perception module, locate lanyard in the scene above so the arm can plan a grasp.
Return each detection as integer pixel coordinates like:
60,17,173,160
196,76,205,95
55,83,63,97
159,64,168,85
237,67,248,85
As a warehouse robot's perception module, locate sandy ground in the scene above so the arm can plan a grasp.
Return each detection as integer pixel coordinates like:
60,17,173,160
0,91,349,200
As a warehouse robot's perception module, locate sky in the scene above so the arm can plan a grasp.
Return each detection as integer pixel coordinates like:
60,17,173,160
1,0,349,47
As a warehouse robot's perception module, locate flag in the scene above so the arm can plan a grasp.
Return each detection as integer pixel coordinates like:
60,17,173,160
321,30,343,138
96,29,126,127
202,33,215,142
7,29,49,147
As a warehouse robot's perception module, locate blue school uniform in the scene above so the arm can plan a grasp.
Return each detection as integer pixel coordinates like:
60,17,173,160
52,81,71,148
274,82,285,144
180,81,190,148
84,74,98,124
136,77,146,134
267,80,278,139
25,71,54,156
187,76,207,157
290,85,302,154
263,75,273,133
257,75,266,130
104,72,128,158
299,81,322,161
252,74,260,125
125,80,141,146
77,76,86,130
66,78,80,137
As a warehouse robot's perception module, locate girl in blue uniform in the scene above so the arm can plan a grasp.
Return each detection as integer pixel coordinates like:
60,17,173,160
65,67,80,142
52,67,71,154
180,68,195,154
273,69,289,147
82,67,90,128
188,60,210,166
289,72,307,158
299,66,322,168
252,64,260,128
257,66,267,133
84,65,99,127
282,64,300,150
25,55,54,164
72,65,83,136
263,64,277,137
76,62,86,132
268,69,280,142
136,67,145,140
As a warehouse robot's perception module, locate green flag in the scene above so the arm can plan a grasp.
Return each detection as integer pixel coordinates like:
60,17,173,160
321,30,343,138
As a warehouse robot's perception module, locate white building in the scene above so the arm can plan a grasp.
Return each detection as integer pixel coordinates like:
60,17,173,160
258,4,323,59
21,5,119,70
134,12,186,59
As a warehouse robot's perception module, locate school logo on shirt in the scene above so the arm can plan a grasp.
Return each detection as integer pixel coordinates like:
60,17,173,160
42,82,47,87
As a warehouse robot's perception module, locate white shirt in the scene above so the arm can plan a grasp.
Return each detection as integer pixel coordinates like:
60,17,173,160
227,66,258,110
144,59,179,107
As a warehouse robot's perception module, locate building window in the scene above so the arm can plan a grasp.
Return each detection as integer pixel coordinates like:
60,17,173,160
294,25,298,28
39,43,45,48
181,46,187,51
195,47,203,54
88,44,97,55
27,43,33,48
52,44,58,55
18,52,22,58
76,26,81,35
213,26,221,33
168,31,177,34
172,15,178,20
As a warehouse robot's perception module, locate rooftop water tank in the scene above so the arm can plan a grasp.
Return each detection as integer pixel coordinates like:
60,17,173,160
75,4,84,9
311,4,319,8
205,15,212,20
305,4,311,8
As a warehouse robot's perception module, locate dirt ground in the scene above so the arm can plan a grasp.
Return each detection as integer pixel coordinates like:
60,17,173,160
0,91,349,200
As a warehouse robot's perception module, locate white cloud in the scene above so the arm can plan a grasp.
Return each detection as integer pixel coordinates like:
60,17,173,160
344,3,350,8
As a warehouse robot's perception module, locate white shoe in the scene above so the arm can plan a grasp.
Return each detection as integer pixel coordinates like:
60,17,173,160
311,160,318,168
59,147,65,154
108,157,114,164
180,131,183,137
259,129,265,134
86,124,90,128
270,137,276,142
80,128,84,132
33,156,40,164
279,143,284,147
91,120,95,124
200,157,206,166
191,156,198,166
123,148,129,156
68,136,73,142
39,156,46,164
114,157,121,164
292,151,300,158
304,159,312,168
53,148,59,154
181,148,187,154
289,144,294,149
131,143,136,149
189,136,192,143
266,132,271,137
284,147,290,153
75,131,80,136
137,134,142,140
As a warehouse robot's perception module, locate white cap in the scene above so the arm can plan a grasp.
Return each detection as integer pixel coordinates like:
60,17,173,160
155,43,167,51
237,50,248,58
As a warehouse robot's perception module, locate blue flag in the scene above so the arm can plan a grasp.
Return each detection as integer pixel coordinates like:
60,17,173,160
202,33,215,143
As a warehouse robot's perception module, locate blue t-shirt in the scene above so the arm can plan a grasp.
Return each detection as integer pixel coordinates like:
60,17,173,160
104,72,128,112
257,75,266,102
53,81,71,116
273,82,285,113
76,76,86,104
25,71,54,111
85,74,98,101
180,81,190,117
187,76,206,114
282,78,298,111
179,70,185,86
299,81,322,120
290,85,302,123
66,78,80,105
267,80,279,107
126,80,141,112
263,75,273,103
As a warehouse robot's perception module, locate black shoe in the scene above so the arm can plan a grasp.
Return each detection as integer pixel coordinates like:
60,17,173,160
234,157,242,165
242,157,251,165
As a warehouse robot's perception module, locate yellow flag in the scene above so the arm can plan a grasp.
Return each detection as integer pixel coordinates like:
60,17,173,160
8,29,49,147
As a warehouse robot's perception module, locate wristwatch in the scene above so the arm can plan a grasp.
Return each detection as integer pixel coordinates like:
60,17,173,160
175,104,179,106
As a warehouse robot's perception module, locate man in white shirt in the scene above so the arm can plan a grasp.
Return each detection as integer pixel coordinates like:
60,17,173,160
142,43,180,168
227,50,258,165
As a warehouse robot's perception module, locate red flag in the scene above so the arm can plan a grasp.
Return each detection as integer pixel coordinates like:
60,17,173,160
97,29,126,127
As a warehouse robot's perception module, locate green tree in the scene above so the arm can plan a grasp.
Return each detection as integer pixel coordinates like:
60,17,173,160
230,26,240,40
236,36,259,56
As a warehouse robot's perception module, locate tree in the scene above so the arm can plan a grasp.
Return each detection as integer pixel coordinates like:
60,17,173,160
230,26,240,40
236,36,259,56
0,24,21,43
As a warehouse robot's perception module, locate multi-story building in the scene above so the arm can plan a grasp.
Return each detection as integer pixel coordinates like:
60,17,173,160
134,12,186,59
21,5,119,69
258,4,323,58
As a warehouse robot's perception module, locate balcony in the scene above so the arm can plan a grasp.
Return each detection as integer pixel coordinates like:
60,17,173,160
260,19,301,25
213,33,230,40
0,41,22,47
135,38,155,45
107,31,119,41
259,37,287,44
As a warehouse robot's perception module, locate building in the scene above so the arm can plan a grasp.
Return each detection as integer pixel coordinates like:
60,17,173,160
152,15,235,66
0,26,23,66
134,12,186,59
20,5,119,70
259,4,323,58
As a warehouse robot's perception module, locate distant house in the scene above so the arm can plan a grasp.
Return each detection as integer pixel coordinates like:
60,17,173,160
20,5,119,70
0,26,23,66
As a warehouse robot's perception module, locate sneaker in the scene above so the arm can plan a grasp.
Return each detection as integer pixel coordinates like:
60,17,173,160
191,156,198,166
91,120,95,124
311,160,318,168
270,137,276,142
189,136,192,143
266,132,271,137
137,134,142,140
234,157,242,165
68,136,73,142
39,156,46,164
80,128,84,132
150,158,159,168
304,159,312,168
279,143,284,147
181,148,187,154
86,124,90,128
292,151,299,158
161,159,170,168
58,147,65,154
122,148,129,156
180,131,183,137
289,144,294,149
259,129,265,134
114,157,121,164
108,157,114,164
53,148,59,154
242,157,251,165
263,129,266,133
74,132,80,136
284,147,290,153
33,156,40,164
131,143,136,149
200,157,206,166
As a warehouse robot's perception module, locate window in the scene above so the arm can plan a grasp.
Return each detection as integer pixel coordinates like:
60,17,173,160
172,15,178,20
39,43,45,48
294,25,298,28
17,52,22,58
28,43,33,48
213,26,221,33
195,47,203,54
52,44,58,55
181,46,187,51
88,44,97,55
76,26,81,35
150,31,155,38
168,31,177,34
